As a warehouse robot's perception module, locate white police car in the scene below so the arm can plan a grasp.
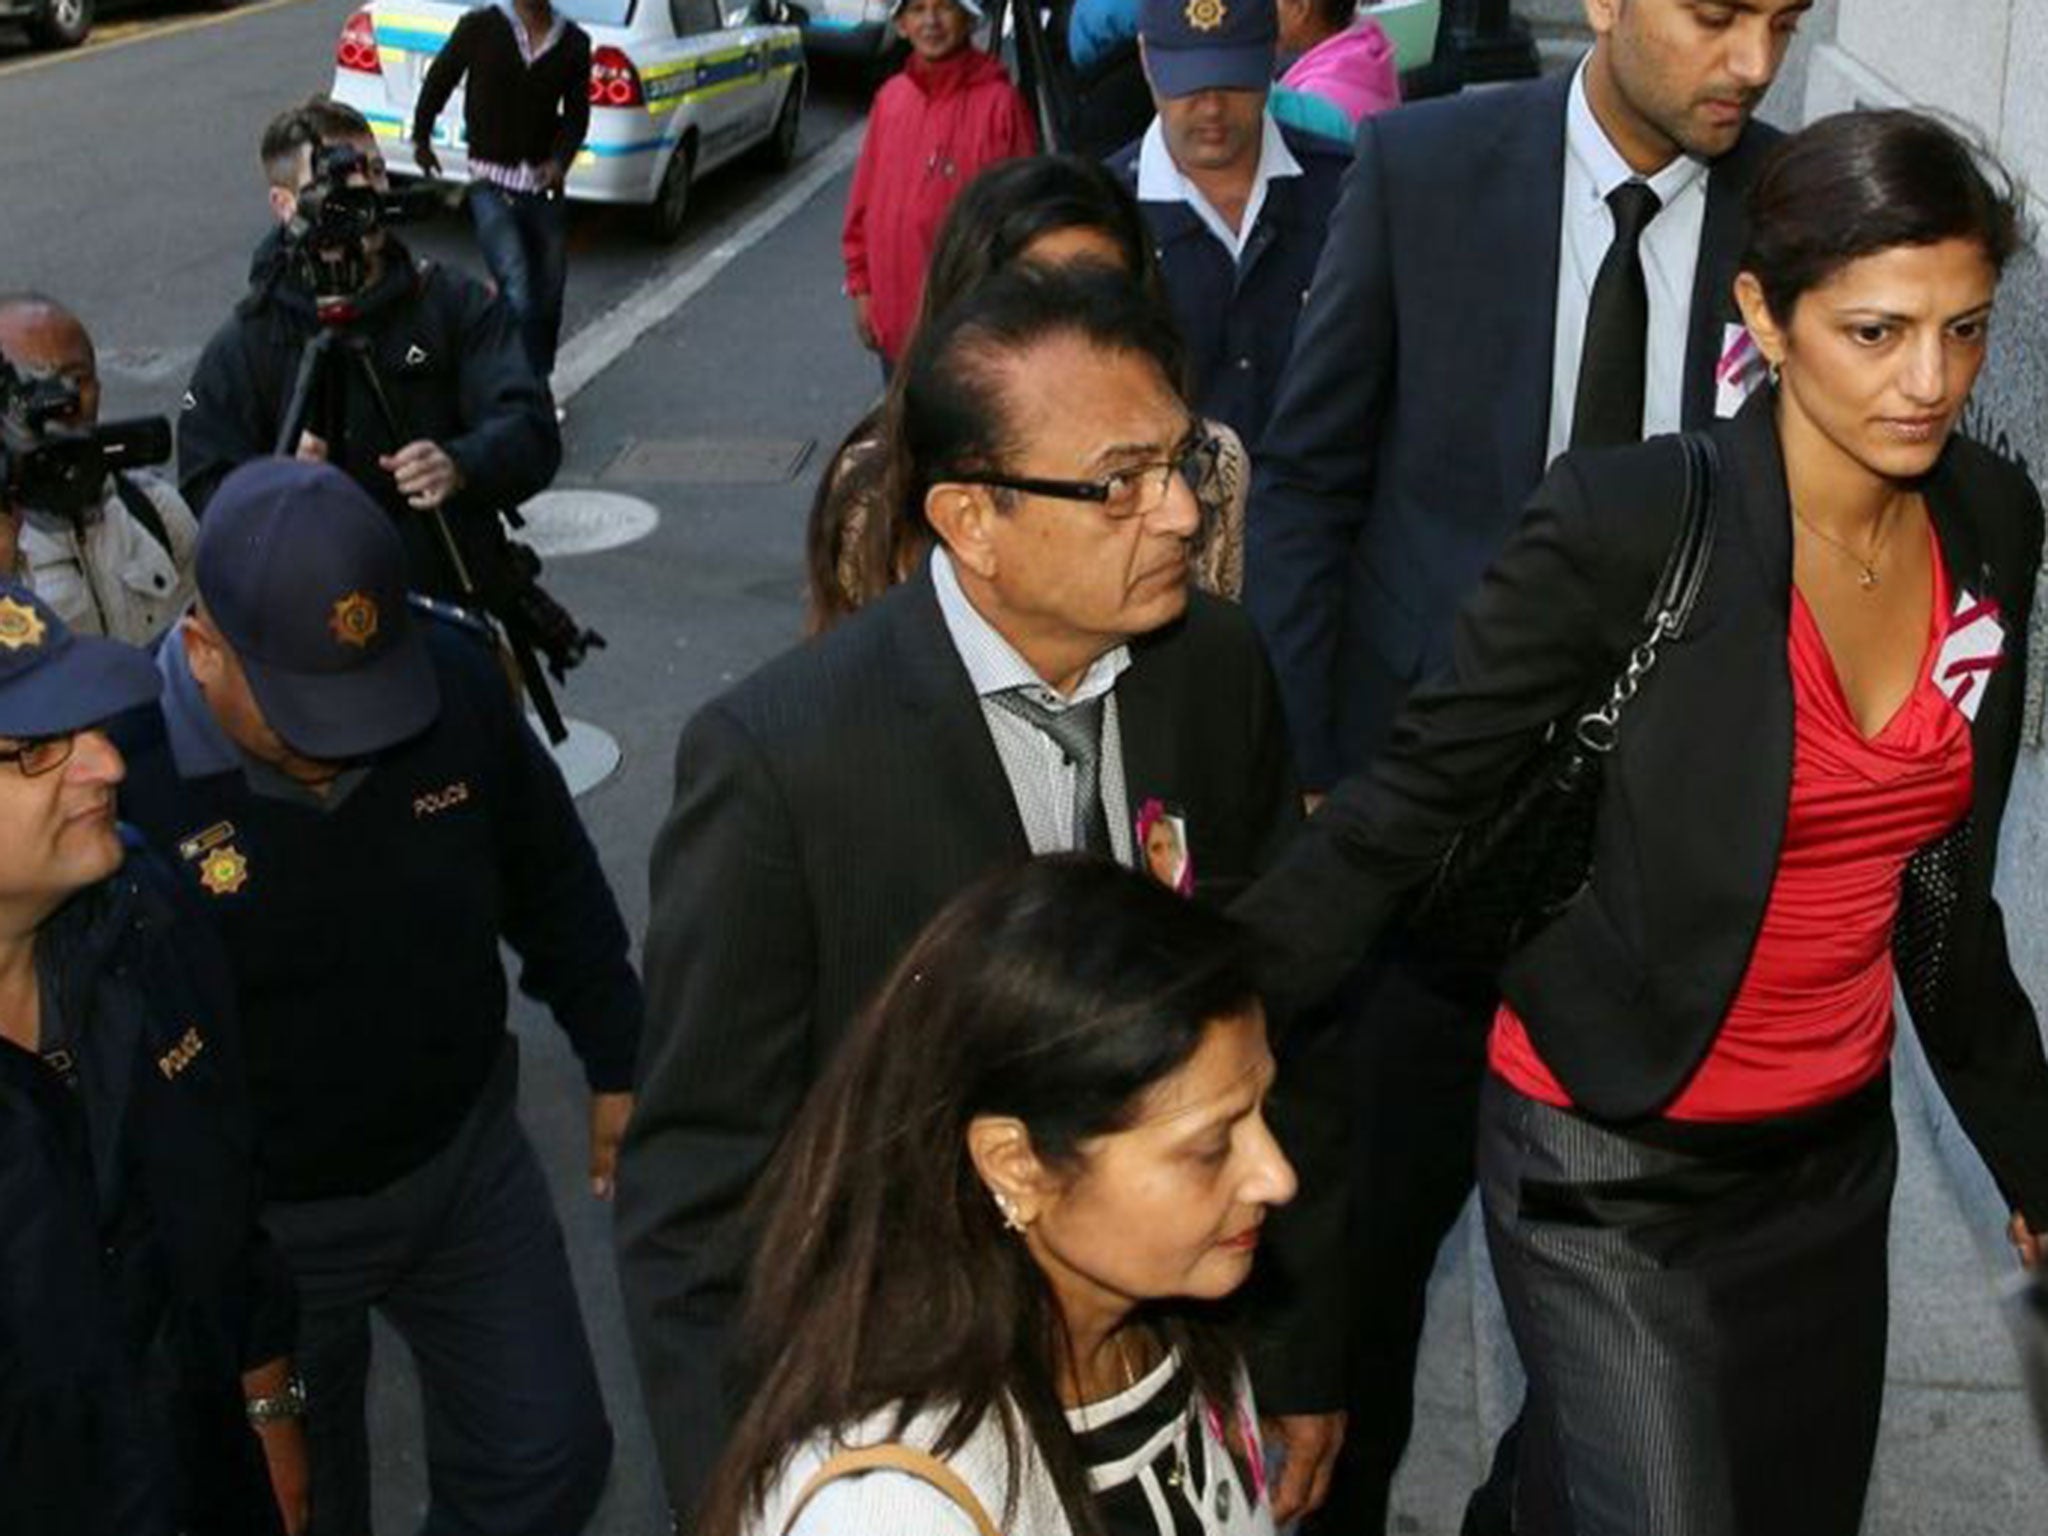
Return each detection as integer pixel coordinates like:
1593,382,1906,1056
330,0,806,242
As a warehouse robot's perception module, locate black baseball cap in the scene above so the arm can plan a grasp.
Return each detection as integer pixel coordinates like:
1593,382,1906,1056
0,579,161,737
1139,0,1278,97
195,458,439,759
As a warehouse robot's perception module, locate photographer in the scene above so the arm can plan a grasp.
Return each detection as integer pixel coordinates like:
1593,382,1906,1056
1,295,196,645
178,95,559,601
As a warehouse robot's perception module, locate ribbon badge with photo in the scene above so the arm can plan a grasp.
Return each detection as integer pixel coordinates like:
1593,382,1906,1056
1136,798,1193,896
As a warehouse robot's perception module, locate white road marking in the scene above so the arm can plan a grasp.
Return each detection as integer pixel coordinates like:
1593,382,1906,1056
550,123,864,405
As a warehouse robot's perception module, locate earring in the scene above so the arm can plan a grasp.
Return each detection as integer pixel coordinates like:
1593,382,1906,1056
993,1191,1028,1233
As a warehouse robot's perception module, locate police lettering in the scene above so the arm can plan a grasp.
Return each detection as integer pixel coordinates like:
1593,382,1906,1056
413,780,472,818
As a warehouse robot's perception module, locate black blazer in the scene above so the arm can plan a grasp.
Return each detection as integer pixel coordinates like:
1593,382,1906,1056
615,566,1302,1516
1243,69,1779,789
1235,394,2048,1226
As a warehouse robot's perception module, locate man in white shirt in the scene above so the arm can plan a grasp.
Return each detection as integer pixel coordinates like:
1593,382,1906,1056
1242,3,1811,1531
0,295,196,647
617,264,1338,1526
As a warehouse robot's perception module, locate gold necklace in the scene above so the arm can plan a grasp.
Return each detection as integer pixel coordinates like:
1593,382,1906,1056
1791,503,1891,590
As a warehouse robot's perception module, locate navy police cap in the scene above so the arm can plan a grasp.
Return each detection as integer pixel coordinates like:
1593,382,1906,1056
196,457,439,760
0,579,162,738
1139,0,1278,98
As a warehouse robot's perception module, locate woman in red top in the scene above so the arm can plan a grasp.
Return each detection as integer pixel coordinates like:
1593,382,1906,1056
1236,111,2048,1536
841,0,1038,369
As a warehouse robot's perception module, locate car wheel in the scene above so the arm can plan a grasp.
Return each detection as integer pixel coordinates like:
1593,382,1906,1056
758,75,804,171
645,139,696,244
27,0,93,48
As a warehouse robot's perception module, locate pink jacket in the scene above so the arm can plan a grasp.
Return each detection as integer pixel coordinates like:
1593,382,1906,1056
841,48,1038,363
1280,20,1400,128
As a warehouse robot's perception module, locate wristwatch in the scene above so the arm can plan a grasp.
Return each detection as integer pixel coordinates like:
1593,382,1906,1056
245,1375,308,1426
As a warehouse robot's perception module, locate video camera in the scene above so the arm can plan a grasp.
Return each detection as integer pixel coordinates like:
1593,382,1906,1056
0,355,172,522
284,140,435,302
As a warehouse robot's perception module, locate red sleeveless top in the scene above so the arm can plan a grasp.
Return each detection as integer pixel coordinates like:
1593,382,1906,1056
1490,533,1975,1120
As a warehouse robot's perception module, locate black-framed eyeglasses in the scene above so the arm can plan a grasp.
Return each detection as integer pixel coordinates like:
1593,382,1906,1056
949,429,1223,521
0,731,77,778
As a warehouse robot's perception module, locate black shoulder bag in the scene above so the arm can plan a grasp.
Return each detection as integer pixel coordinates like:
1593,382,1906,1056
1404,432,1722,1001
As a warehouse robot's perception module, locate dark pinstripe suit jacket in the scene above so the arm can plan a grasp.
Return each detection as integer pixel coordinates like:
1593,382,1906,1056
616,564,1302,1518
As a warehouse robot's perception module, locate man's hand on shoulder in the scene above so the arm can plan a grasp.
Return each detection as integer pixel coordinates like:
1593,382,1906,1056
379,440,465,510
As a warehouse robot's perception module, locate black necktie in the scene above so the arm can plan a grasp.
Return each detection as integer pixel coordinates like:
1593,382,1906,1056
990,689,1111,856
1571,181,1664,449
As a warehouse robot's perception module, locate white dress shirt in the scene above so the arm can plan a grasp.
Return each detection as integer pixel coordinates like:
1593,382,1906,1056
931,549,1135,866
1136,112,1303,264
1546,60,1710,463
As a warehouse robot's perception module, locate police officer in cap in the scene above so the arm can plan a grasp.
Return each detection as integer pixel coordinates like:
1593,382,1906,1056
1108,0,1347,452
0,578,307,1536
113,458,641,1536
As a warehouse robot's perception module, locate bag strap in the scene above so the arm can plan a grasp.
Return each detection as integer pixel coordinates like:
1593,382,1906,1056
1576,431,1721,751
778,1444,1005,1536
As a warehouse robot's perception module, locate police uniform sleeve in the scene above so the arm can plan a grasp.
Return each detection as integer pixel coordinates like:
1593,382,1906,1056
178,317,278,516
440,274,562,512
616,699,820,1519
1242,113,1400,792
458,628,641,1090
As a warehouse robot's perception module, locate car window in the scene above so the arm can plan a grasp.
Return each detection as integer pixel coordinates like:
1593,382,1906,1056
669,0,722,33
557,0,636,25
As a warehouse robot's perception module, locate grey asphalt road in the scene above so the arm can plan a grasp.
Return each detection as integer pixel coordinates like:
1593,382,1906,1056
0,0,868,423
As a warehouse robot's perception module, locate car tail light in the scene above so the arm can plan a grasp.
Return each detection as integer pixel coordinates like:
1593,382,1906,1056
336,10,382,74
589,46,645,108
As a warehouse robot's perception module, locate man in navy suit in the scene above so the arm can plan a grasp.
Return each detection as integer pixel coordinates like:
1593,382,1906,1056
1242,2,1812,1529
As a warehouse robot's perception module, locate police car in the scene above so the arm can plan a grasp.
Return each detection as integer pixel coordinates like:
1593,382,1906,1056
329,0,806,242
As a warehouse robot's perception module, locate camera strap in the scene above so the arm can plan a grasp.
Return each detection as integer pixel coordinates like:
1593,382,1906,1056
109,471,176,560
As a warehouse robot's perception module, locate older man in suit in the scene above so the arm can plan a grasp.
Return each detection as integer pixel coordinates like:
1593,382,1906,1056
1241,2,1812,1529
617,264,1342,1528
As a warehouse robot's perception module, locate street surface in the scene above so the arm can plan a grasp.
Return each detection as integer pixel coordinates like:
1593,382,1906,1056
6,6,2047,1533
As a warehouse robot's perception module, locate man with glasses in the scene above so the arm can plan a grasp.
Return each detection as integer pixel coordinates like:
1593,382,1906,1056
617,264,1333,1525
0,578,307,1536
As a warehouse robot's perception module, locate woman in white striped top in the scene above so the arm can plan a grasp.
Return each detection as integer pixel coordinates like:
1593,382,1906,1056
696,858,1299,1536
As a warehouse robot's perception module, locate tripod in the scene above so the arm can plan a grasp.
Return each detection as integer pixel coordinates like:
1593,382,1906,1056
274,316,576,744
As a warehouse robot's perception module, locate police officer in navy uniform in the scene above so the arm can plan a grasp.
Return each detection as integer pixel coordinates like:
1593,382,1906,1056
113,459,641,1536
0,578,307,1536
1107,0,1348,452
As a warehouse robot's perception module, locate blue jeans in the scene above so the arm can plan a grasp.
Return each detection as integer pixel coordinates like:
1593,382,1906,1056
263,1047,612,1536
468,184,570,382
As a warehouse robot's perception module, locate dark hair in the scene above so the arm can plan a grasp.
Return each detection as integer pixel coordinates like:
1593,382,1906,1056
895,261,1184,521
260,96,375,186
1743,109,2028,321
1307,0,1357,35
804,157,1165,634
696,858,1267,1536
